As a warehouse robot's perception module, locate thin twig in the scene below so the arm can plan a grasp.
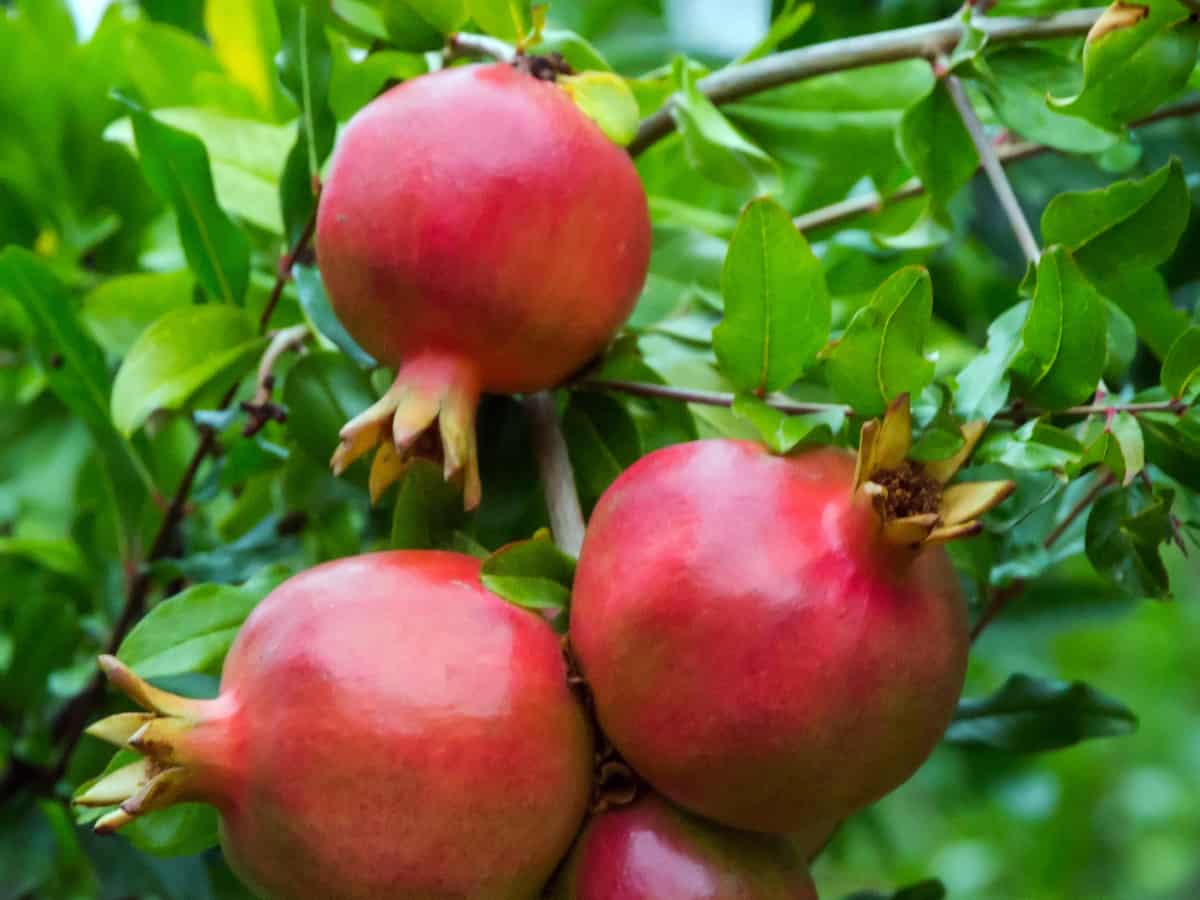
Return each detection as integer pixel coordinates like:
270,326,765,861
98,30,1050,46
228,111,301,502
793,99,1200,233
241,325,311,437
259,187,321,332
523,392,587,557
944,70,1042,264
446,31,518,63
629,8,1105,156
579,378,1189,422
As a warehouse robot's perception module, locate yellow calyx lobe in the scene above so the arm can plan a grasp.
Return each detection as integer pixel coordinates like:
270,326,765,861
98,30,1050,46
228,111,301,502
854,395,1014,550
74,656,207,834
330,353,482,509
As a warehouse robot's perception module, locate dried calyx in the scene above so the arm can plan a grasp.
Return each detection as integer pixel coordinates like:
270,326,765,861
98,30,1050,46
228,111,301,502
74,656,216,834
854,394,1014,550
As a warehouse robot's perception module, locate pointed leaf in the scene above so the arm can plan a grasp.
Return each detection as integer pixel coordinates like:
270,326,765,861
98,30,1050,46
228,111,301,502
953,302,1027,422
1085,482,1174,598
897,79,978,209
827,267,934,415
1162,326,1200,399
481,531,576,611
731,395,841,455
714,197,830,395
468,0,532,44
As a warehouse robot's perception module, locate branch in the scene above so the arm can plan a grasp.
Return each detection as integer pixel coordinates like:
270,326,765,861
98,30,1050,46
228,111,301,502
579,379,1189,422
629,8,1106,156
944,70,1042,265
259,187,321,332
523,392,587,557
241,325,311,437
447,31,518,63
792,97,1200,232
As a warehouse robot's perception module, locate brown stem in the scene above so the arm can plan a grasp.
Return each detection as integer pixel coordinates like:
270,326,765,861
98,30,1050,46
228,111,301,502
259,190,321,333
446,31,518,63
241,325,312,437
523,392,587,557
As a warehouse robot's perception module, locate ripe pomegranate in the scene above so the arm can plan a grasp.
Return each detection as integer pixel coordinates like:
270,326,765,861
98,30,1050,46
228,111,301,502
550,793,819,899
78,551,593,900
317,62,652,508
570,397,1013,834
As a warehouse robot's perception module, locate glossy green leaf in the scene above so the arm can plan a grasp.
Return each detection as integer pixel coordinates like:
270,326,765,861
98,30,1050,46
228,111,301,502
276,0,337,244
954,302,1027,422
1162,327,1200,399
562,392,642,512
1094,267,1187,361
481,531,576,611
827,267,934,415
111,306,266,436
1103,299,1137,384
1041,159,1189,277
1085,482,1173,598
897,79,978,209
1141,410,1200,491
731,394,841,455
293,265,374,367
81,271,196,358
947,674,1137,752
538,29,611,72
118,569,287,678
381,0,467,50
282,351,378,466
106,108,296,236
1075,411,1145,485
468,0,533,44
1011,248,1106,410
714,197,830,394
671,59,781,196
975,420,1083,472
390,459,467,549
118,99,252,303
1049,4,1200,131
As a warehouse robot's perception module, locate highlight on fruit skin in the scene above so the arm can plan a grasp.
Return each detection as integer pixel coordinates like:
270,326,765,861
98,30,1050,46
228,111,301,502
78,551,594,900
316,61,652,510
569,396,1014,835
549,792,819,899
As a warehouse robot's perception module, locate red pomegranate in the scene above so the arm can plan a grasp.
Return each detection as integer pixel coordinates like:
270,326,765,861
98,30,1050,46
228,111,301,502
316,62,651,508
550,793,819,899
569,397,1012,834
78,551,593,900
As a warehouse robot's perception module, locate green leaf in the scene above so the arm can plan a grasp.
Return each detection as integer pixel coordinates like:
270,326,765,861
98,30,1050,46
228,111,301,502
1141,411,1200,492
118,98,252,304
1011,248,1106,410
106,108,297,236
714,197,830,394
1162,326,1200,399
111,306,266,436
946,673,1137,752
897,79,978,209
981,48,1118,154
537,29,612,72
737,0,813,63
1075,411,1145,485
0,536,88,579
1085,482,1174,598
468,0,533,44
560,72,640,146
562,393,642,512
293,265,374,367
127,804,221,858
390,459,467,549
671,58,781,196
81,271,196,358
1041,159,1189,277
975,420,1083,472
205,0,287,120
827,267,934,415
954,302,1027,422
1103,299,1137,384
276,0,337,244
1049,4,1200,131
382,0,467,50
118,570,286,678
282,351,377,465
1094,267,1187,361
731,394,841,455
481,531,576,611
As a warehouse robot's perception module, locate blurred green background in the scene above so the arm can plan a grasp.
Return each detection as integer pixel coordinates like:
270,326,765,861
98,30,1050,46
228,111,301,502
2,0,1199,898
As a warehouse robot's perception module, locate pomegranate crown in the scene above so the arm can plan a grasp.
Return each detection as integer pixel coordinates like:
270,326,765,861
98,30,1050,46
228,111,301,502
853,394,1015,550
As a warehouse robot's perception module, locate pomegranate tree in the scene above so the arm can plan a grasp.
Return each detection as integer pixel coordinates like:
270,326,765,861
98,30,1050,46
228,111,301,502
569,396,1014,836
317,62,652,508
550,792,818,899
77,551,593,900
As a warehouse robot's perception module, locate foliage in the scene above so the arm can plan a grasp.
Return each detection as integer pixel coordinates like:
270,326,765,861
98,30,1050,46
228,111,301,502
1,0,1199,898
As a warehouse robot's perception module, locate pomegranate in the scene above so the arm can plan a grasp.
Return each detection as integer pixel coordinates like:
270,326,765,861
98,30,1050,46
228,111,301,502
550,793,819,899
570,396,1013,834
317,62,652,508
78,551,593,900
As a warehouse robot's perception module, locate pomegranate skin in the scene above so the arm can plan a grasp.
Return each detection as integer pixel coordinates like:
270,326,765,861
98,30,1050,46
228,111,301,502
550,794,819,899
570,440,969,834
316,63,651,393
210,552,593,899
